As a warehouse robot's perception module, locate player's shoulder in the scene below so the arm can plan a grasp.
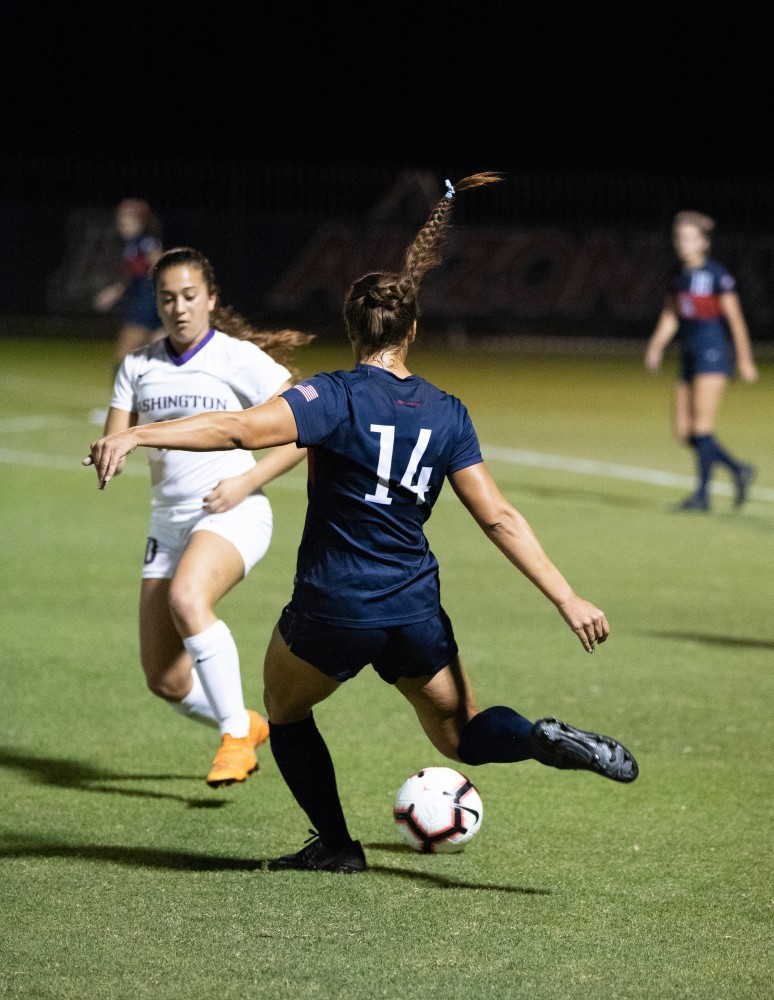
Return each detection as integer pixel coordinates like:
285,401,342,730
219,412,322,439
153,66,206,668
210,330,263,361
303,368,353,387
123,338,163,370
706,258,736,288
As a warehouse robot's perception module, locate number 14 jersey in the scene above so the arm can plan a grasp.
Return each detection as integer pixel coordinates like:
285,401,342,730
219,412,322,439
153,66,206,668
281,363,483,627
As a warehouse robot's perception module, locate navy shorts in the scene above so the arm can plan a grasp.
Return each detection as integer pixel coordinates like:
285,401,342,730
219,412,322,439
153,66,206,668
679,335,735,383
277,604,459,684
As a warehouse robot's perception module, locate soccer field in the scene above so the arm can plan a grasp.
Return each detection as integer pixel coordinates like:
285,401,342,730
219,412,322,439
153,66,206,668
1,334,772,999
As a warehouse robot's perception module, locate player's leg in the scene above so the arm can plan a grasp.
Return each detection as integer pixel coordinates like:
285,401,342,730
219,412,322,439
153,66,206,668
673,378,713,511
672,380,692,445
398,663,638,782
170,529,268,786
139,577,217,727
264,618,367,872
692,373,755,507
395,654,479,760
396,656,536,763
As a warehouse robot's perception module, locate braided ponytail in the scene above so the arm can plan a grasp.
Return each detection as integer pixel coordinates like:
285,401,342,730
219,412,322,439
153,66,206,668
345,172,504,359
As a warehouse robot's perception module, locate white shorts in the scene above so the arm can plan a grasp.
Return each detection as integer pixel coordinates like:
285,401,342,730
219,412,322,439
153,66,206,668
142,495,273,579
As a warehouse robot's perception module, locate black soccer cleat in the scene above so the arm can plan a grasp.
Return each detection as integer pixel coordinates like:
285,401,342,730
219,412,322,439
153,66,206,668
530,717,639,783
733,463,756,508
267,831,367,873
671,493,709,513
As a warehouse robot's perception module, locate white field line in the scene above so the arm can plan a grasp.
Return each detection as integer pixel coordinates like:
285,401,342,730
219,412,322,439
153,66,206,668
0,415,87,433
2,438,773,503
483,445,774,501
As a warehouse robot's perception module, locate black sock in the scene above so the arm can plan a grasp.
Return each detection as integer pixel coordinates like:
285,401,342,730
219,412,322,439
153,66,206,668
709,435,742,474
269,714,353,850
690,435,714,499
458,706,535,765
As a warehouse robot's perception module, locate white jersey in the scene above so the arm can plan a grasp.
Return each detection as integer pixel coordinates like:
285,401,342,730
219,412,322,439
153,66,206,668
111,329,292,508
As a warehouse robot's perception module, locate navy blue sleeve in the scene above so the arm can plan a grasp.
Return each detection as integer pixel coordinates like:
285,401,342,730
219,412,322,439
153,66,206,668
447,402,483,474
713,261,737,294
281,373,348,447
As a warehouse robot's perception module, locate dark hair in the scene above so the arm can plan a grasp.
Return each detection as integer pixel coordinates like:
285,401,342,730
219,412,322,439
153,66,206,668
344,172,504,359
673,210,716,241
152,247,314,376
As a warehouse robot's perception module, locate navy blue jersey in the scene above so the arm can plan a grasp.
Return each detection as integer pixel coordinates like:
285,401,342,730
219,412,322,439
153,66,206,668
122,230,162,330
281,364,483,627
669,258,736,344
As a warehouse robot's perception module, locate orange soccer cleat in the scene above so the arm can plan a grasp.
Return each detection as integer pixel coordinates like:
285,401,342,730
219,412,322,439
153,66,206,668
206,710,270,788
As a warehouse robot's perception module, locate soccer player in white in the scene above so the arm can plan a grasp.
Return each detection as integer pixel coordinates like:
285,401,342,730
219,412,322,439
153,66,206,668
98,246,313,786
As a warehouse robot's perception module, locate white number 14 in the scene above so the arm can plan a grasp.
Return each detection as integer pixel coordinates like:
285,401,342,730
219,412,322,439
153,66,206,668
365,424,433,505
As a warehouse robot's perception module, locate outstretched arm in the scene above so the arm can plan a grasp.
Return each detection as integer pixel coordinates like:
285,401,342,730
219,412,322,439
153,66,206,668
83,396,299,489
202,442,307,513
200,377,307,513
448,462,609,653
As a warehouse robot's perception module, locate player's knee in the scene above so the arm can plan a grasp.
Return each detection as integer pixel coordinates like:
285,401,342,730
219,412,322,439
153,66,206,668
167,579,206,629
145,673,181,701
425,726,463,762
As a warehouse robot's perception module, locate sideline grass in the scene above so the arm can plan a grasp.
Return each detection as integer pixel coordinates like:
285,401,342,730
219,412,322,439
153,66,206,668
1,336,772,999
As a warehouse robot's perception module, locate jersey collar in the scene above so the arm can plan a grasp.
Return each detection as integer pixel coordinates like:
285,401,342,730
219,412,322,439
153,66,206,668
164,328,215,367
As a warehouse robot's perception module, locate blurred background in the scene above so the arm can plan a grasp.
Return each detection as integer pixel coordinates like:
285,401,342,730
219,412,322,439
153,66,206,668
2,8,772,352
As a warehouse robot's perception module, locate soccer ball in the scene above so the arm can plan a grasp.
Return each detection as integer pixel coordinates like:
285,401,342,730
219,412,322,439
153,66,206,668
393,766,483,854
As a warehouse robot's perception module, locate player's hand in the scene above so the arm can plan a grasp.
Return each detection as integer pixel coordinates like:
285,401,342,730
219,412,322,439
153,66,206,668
93,284,122,312
82,429,138,489
738,359,759,383
644,346,662,372
202,476,251,514
556,596,610,653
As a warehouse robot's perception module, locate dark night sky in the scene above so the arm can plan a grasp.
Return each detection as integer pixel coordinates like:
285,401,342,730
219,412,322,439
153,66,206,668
4,7,771,179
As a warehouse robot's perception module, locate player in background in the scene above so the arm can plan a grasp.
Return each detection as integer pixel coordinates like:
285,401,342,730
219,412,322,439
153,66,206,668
85,174,638,873
90,199,165,425
644,210,758,511
92,246,314,787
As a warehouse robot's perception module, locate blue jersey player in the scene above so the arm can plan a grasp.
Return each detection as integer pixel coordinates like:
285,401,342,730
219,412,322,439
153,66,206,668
94,199,165,368
86,172,639,873
645,211,758,511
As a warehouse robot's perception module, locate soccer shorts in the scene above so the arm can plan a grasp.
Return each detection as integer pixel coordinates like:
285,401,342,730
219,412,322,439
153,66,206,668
277,604,459,683
679,333,735,382
142,495,273,579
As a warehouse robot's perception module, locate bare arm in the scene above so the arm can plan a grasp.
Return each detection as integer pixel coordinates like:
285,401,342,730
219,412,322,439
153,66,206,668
99,407,137,477
720,292,759,382
83,396,299,489
644,297,680,372
449,462,609,653
202,442,307,513
93,280,128,312
200,377,307,512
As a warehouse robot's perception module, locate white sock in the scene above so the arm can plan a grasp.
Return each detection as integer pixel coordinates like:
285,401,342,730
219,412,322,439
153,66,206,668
168,669,219,729
182,620,250,738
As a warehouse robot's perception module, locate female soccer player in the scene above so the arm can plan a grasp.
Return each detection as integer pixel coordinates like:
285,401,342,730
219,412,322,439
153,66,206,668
90,199,166,425
644,211,758,511
94,198,166,367
92,246,313,787
85,175,638,872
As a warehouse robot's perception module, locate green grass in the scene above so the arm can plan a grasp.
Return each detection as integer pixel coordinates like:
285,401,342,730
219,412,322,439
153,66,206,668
1,334,772,999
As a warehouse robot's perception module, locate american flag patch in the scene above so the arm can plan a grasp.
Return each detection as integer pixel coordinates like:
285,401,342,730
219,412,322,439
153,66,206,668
293,383,319,402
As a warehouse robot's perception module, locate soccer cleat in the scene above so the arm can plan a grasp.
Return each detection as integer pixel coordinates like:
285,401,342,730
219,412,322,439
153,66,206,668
671,493,709,513
268,831,367,873
733,463,756,508
530,717,639,783
206,711,269,788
